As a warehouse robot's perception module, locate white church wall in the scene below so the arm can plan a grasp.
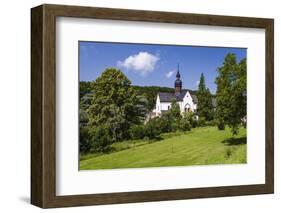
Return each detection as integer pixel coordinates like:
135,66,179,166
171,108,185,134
160,102,172,111
155,91,198,117
194,104,197,110
156,95,172,116
182,91,196,112
155,95,161,116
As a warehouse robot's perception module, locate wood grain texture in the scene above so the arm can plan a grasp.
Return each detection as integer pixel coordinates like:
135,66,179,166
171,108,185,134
265,20,274,193
31,5,43,207
31,4,274,208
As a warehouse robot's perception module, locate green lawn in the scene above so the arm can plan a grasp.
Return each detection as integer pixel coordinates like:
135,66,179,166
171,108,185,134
80,126,246,170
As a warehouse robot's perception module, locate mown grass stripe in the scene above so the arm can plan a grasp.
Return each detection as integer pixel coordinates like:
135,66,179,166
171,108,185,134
80,126,246,170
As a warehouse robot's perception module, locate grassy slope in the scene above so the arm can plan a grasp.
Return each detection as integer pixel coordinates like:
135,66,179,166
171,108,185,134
80,126,246,170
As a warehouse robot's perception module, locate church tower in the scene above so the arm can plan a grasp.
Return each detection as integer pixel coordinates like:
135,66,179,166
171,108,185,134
174,64,182,94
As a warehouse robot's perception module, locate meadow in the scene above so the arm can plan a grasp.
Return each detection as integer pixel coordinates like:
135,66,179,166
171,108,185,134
80,126,246,170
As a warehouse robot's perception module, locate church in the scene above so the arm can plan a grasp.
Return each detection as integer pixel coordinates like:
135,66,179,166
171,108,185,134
154,67,198,117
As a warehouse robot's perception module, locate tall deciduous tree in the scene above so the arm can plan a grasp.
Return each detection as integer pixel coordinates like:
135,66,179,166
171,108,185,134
88,68,144,141
215,53,247,134
197,73,214,121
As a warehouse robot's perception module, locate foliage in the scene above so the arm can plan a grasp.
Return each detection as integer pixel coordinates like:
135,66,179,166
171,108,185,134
79,109,89,127
171,121,180,132
143,118,161,139
215,53,247,135
197,73,214,121
159,99,186,132
90,126,112,153
157,113,173,133
80,81,176,119
183,111,198,128
81,83,177,113
198,117,206,127
78,55,247,155
79,127,92,154
145,98,184,133
88,68,145,142
129,125,145,140
178,118,191,131
79,125,113,154
79,68,194,153
170,98,181,119
79,81,93,98
217,121,225,130
205,119,217,127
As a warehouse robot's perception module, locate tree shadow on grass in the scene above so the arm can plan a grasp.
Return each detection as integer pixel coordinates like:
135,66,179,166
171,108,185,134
222,137,247,146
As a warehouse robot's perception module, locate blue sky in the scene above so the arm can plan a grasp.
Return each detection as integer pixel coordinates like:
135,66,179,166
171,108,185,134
79,41,246,93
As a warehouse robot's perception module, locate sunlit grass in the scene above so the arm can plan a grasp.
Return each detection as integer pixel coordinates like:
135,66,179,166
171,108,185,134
80,126,246,170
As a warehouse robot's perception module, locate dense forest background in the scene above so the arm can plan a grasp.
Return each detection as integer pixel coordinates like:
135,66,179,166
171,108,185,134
80,82,177,112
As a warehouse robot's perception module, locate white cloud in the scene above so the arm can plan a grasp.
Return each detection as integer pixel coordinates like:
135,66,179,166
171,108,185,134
117,52,159,76
165,70,175,79
196,80,200,86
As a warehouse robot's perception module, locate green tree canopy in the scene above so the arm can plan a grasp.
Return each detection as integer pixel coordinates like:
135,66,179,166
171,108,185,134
197,73,214,121
215,53,247,134
88,68,144,141
198,72,206,91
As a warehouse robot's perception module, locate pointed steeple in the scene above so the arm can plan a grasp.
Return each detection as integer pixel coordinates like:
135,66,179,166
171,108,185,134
176,63,180,78
174,63,182,94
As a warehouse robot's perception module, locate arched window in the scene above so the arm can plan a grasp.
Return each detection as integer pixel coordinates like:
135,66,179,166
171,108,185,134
184,103,191,113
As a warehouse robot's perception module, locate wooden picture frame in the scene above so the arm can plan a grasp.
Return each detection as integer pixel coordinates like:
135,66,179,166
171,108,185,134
31,4,274,208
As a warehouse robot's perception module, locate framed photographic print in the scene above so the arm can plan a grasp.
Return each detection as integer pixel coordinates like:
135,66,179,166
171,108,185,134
31,4,274,208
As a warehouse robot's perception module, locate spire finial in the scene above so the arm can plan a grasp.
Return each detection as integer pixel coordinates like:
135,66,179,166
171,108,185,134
176,63,180,79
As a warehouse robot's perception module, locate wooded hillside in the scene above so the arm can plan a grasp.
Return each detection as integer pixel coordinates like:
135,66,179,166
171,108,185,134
80,81,176,111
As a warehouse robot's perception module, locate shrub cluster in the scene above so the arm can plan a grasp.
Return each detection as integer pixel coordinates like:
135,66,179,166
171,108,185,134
80,109,218,154
130,111,196,140
80,109,219,154
80,125,113,154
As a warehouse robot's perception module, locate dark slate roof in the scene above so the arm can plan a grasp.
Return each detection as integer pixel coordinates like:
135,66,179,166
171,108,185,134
190,94,198,104
158,92,177,102
158,89,198,103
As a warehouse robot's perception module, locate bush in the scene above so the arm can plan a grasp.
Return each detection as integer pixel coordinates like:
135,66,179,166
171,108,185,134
158,114,172,133
178,118,191,131
143,118,161,139
183,112,198,128
79,127,92,154
217,120,225,130
143,136,149,141
191,119,198,128
242,116,247,128
171,120,180,132
79,109,89,127
205,119,216,126
198,117,206,127
129,125,145,140
90,126,112,153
